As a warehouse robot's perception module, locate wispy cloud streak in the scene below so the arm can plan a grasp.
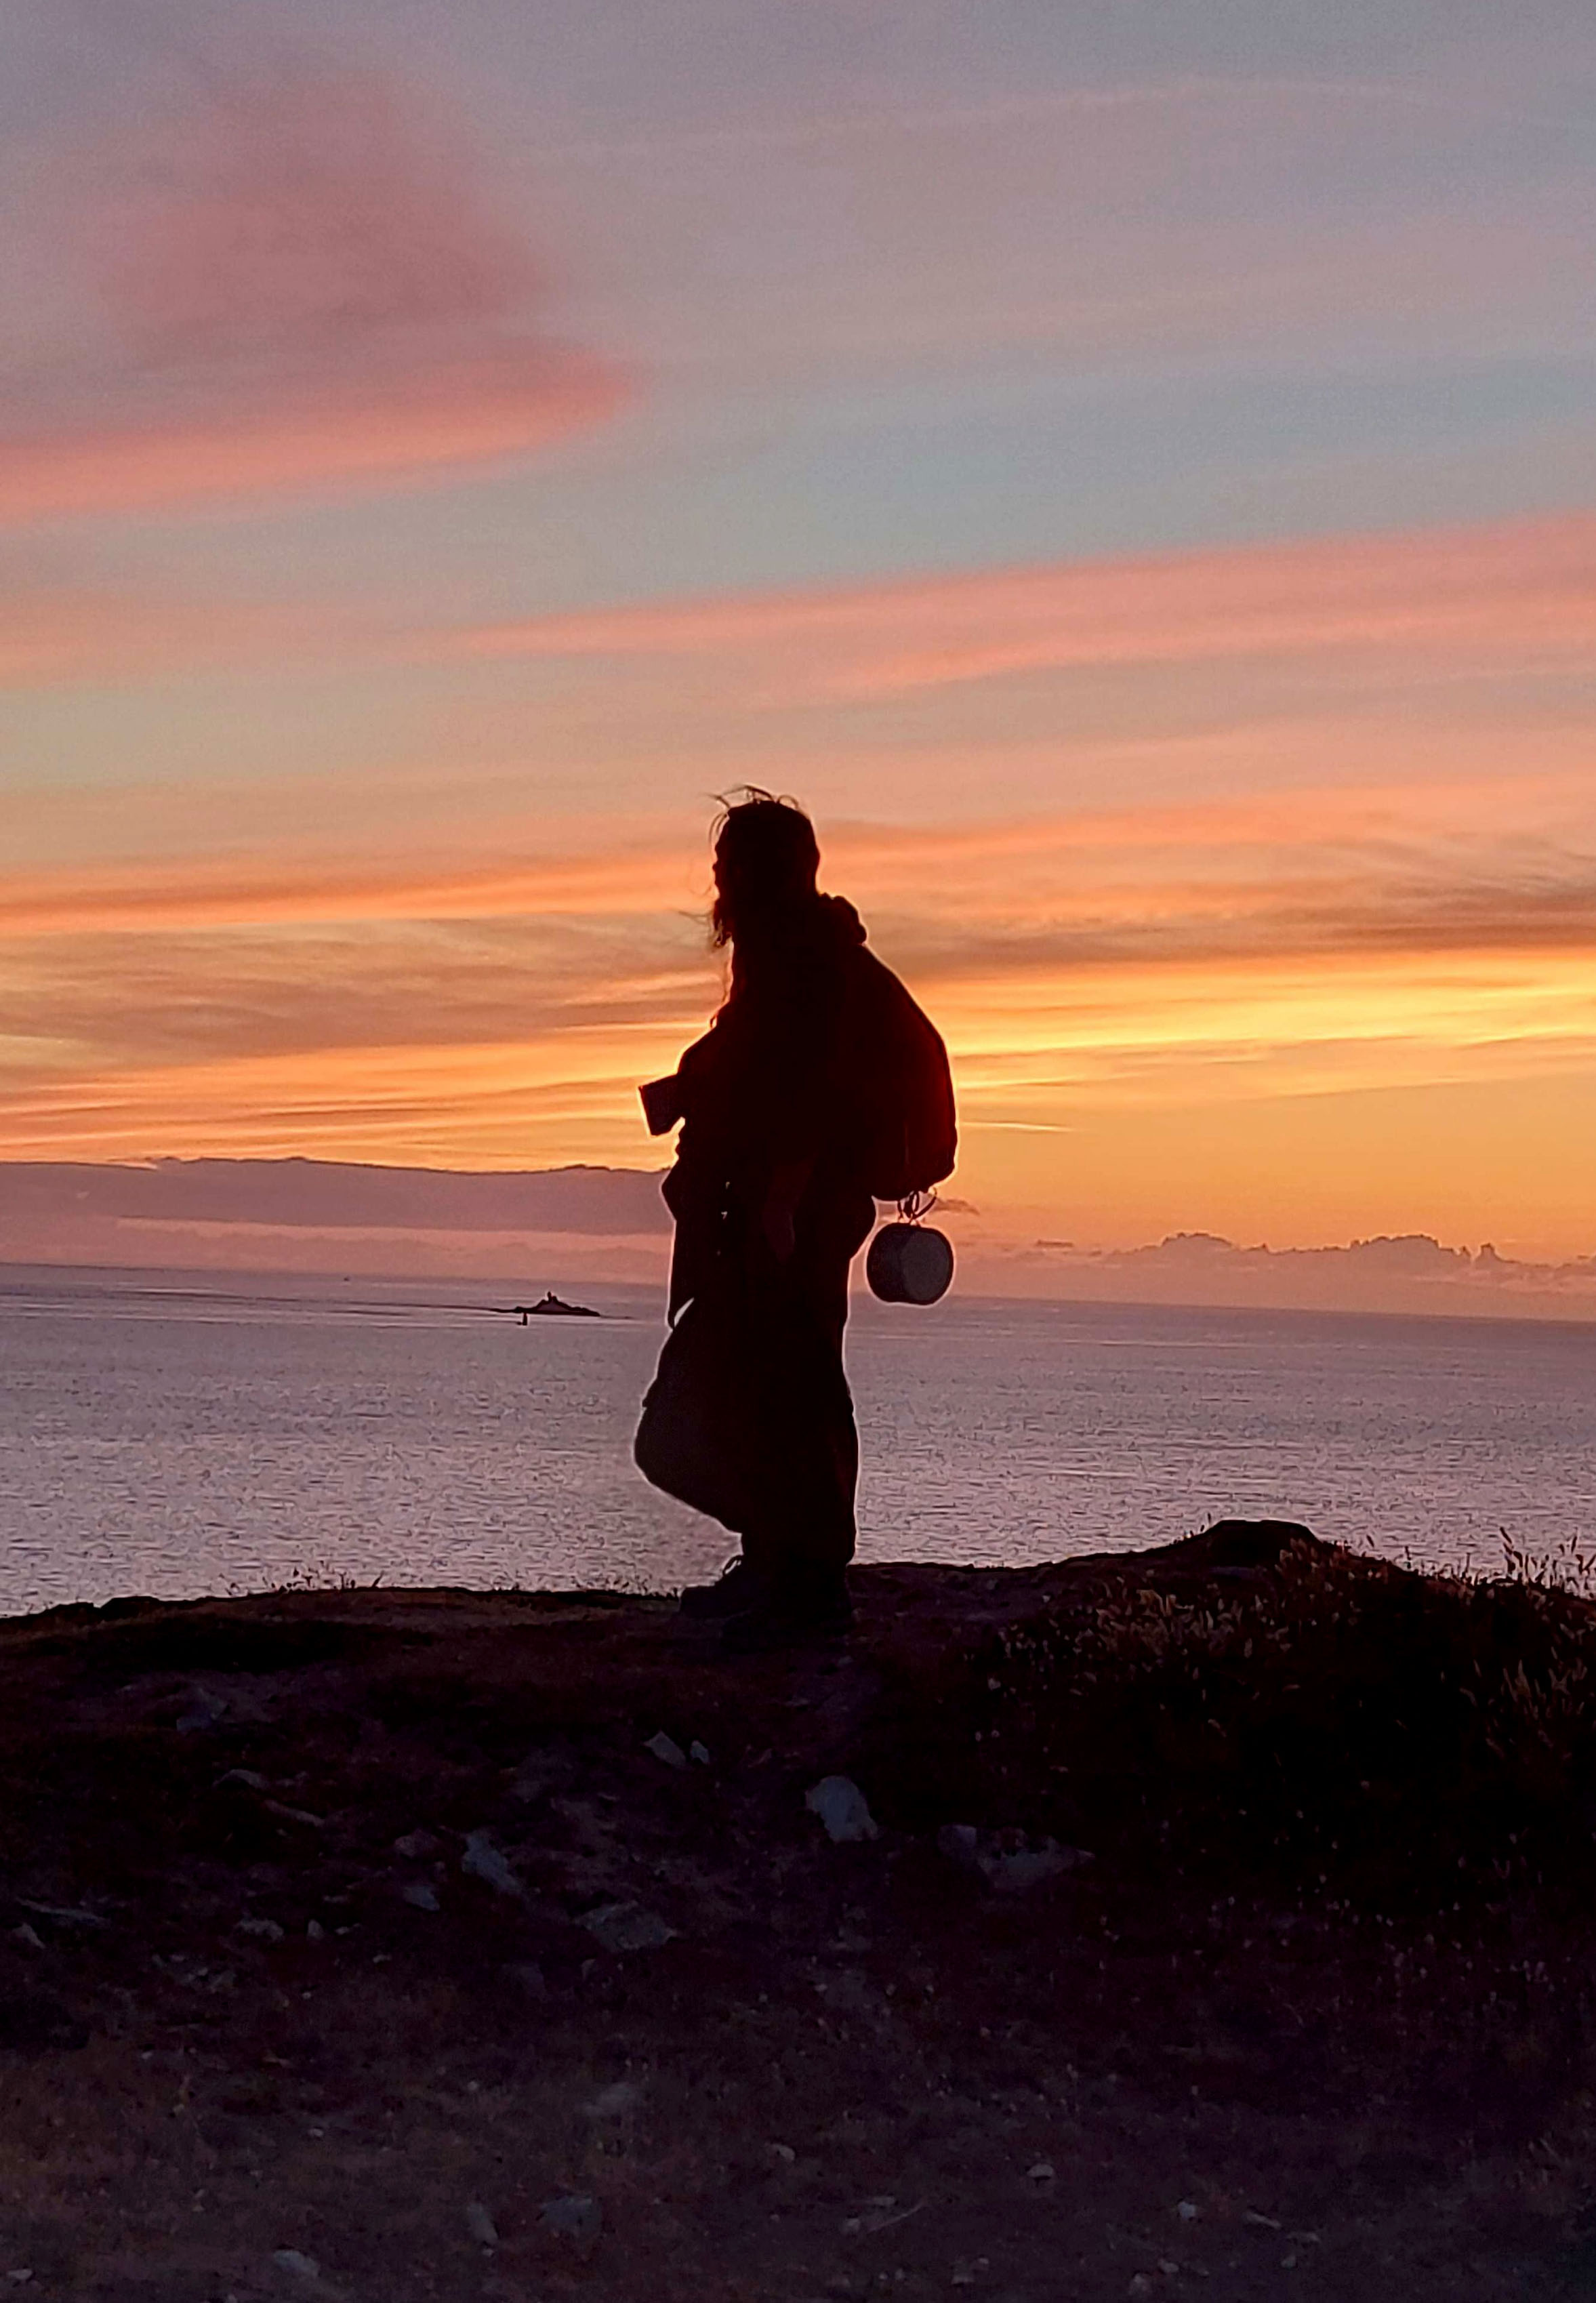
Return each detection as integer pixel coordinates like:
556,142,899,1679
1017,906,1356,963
4,768,1595,1177
455,514,1596,695
5,510,1589,693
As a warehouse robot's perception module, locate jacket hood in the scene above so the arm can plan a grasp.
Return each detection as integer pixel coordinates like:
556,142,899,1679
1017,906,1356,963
815,893,867,949
722,887,866,1006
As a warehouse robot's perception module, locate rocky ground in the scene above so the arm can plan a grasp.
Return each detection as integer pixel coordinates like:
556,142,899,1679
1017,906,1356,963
2,1524,1595,2302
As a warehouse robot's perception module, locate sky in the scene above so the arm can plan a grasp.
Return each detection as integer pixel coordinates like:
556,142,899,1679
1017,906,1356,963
3,0,1594,1273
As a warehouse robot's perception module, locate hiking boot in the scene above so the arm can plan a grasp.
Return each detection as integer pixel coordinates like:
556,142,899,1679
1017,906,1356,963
678,1557,769,1621
718,1576,854,1654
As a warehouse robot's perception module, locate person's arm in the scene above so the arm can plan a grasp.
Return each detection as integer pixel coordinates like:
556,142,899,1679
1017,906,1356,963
640,1022,727,1137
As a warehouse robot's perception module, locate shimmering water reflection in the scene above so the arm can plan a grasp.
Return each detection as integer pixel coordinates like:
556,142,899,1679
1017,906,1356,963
1,1266,1592,1615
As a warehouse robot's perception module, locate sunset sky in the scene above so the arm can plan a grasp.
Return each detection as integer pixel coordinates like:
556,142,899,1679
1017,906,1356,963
3,0,1594,1265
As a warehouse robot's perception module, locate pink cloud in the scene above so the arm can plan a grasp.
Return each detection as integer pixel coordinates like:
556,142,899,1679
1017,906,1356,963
453,512,1596,693
0,352,621,522
11,508,1589,693
89,75,537,369
0,73,624,519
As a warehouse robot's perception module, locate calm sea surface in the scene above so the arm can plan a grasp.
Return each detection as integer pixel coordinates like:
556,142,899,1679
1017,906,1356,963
1,1264,1593,1617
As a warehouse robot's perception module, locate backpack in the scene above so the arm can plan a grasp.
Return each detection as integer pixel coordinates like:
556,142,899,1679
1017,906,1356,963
844,950,958,1202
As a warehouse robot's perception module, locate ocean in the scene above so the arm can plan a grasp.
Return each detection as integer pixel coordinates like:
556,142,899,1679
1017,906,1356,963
1,1263,1593,1618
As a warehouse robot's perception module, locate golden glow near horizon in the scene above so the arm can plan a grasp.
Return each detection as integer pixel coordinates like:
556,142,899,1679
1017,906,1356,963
7,689,1596,1254
3,14,1595,1269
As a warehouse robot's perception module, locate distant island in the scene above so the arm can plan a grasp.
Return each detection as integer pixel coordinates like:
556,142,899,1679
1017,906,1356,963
510,1290,600,1322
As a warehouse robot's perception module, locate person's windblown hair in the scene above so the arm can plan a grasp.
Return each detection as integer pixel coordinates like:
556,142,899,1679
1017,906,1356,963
708,788,821,948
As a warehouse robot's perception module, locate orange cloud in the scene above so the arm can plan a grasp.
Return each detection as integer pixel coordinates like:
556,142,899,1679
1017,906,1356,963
5,767,1594,971
5,792,1596,1261
455,512,1596,693
0,73,623,521
0,841,698,938
5,778,1595,1109
0,1032,682,1168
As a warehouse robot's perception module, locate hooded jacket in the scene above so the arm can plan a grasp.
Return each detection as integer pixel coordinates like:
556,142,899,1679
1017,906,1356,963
642,893,955,1320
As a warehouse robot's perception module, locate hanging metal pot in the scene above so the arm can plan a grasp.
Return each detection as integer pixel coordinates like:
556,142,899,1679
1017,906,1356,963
866,1220,954,1305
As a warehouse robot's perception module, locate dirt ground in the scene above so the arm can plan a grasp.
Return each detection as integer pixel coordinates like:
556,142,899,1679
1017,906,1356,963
1,1537,1592,2302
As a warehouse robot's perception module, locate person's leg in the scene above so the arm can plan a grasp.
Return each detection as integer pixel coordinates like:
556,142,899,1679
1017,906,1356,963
794,1179,876,1570
760,1259,858,1577
676,1255,837,1623
723,1184,873,1639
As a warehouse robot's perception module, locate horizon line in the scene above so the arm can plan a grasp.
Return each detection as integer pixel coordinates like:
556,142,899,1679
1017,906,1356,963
3,1252,1596,1339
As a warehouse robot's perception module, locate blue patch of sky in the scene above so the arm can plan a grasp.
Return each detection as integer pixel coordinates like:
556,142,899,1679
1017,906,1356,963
58,346,1596,622
327,0,1592,127
1,665,436,805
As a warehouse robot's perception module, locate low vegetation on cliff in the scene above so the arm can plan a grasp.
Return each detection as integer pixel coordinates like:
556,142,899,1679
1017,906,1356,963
3,1526,1595,2299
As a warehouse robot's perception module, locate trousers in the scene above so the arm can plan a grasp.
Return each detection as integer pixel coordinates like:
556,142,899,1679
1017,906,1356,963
636,1178,875,1584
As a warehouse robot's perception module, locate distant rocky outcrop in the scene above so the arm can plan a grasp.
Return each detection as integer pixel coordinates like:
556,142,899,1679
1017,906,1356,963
512,1290,600,1322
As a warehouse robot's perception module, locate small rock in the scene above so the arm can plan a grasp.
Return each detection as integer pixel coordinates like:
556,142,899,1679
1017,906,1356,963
263,1799,327,1830
580,1902,676,1954
510,1750,571,1803
539,2193,602,2247
176,1686,228,1734
844,2197,923,2237
464,2201,498,2247
1158,2262,1181,2277
644,1731,687,1769
1176,2201,1200,2222
392,1829,439,1860
584,2079,643,2119
1244,2210,1282,2230
1027,2161,1055,2182
305,1919,325,1942
769,2140,796,2163
401,1881,441,1912
936,1824,982,1869
272,2250,320,2283
9,1925,43,1953
935,1825,1092,1893
805,1776,879,1843
461,1831,523,1898
989,1843,1087,1892
689,1740,711,1766
237,1917,285,1943
1128,2280,1153,2299
16,1898,108,1932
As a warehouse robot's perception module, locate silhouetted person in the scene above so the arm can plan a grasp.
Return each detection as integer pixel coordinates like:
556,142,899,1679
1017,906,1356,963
635,792,955,1650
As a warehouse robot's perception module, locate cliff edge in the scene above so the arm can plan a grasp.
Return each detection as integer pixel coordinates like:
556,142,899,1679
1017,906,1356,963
2,1524,1594,2300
